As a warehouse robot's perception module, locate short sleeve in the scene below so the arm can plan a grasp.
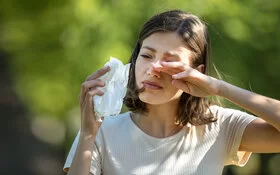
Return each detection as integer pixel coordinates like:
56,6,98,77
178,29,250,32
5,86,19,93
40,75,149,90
212,106,256,167
63,130,102,175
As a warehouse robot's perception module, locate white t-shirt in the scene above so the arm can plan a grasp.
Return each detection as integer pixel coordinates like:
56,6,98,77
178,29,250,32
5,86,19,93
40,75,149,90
64,105,256,175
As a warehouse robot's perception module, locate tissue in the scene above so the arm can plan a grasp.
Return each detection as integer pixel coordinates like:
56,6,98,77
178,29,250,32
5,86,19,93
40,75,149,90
93,57,130,122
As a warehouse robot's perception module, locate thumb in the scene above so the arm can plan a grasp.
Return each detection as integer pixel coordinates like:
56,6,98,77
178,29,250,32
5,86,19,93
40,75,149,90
172,80,191,94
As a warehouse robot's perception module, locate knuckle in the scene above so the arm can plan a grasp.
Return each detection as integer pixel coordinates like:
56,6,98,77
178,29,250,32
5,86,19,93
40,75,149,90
88,90,95,96
81,82,87,90
88,89,98,97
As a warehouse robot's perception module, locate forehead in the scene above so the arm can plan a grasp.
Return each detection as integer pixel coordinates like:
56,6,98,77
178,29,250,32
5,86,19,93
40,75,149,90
141,32,192,60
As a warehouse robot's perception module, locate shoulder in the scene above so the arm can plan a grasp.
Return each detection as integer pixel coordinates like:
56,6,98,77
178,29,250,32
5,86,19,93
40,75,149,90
99,111,132,133
208,105,239,118
208,105,256,128
95,111,134,148
193,105,255,140
102,111,130,124
209,105,253,119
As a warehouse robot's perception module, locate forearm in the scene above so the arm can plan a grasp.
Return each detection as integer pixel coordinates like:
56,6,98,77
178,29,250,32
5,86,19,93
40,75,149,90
217,80,280,131
68,133,96,175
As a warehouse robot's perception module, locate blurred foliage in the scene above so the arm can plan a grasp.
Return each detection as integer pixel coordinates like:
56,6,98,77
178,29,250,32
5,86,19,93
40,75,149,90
0,0,280,174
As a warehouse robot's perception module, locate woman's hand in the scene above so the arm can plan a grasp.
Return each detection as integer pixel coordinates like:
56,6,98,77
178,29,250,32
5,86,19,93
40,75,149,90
79,66,110,136
158,61,221,97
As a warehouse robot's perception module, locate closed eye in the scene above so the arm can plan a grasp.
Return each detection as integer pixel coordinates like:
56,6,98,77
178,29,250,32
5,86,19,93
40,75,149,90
140,54,152,59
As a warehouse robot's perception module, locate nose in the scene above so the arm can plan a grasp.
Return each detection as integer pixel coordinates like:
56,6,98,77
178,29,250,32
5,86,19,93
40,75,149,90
147,61,162,78
152,61,163,70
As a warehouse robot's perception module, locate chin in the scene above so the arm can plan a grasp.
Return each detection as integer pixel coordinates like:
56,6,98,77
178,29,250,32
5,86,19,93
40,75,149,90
139,92,180,105
139,93,165,105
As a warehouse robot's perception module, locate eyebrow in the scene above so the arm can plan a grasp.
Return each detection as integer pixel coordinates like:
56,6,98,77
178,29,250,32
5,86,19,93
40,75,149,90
142,46,156,52
142,46,180,58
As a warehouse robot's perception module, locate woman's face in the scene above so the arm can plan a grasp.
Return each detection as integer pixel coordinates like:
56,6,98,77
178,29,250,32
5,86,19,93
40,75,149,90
135,32,193,105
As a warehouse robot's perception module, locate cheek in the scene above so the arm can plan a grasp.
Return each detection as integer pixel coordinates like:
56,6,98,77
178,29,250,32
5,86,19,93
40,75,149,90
135,61,140,77
165,77,183,95
135,72,141,87
135,59,145,81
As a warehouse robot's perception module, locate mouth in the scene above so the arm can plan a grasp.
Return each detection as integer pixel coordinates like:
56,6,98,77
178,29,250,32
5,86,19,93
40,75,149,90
142,80,163,90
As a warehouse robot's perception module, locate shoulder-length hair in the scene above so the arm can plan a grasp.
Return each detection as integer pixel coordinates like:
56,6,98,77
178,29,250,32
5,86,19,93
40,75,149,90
124,10,217,125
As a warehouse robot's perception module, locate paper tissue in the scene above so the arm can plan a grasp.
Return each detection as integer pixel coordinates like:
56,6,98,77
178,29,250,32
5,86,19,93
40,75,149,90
93,57,130,122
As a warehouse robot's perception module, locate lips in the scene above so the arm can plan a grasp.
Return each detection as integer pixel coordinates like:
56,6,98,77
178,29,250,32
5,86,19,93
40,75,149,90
142,80,163,89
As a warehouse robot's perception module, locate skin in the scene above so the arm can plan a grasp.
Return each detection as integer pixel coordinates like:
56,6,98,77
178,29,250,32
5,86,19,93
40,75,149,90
138,32,280,152
67,32,280,175
67,66,110,175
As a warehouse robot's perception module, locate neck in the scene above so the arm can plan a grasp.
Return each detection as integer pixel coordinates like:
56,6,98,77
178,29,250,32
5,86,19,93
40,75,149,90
131,99,183,138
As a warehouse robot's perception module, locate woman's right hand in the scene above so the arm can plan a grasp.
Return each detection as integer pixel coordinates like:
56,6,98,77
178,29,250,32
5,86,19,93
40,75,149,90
79,66,110,136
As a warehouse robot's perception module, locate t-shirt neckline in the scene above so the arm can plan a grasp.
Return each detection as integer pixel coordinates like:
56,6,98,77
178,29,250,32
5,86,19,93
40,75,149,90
127,112,187,142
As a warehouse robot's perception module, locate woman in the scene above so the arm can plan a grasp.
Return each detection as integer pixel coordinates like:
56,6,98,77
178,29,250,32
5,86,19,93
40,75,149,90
64,10,280,175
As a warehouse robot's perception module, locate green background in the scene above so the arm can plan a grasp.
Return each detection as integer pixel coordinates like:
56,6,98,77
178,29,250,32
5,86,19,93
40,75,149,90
0,0,279,174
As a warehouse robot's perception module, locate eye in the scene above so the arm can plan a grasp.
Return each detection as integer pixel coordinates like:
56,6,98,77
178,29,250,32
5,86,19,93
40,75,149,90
140,54,152,59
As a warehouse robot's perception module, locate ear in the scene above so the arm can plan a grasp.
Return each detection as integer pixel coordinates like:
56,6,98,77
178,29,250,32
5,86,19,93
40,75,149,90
196,64,205,73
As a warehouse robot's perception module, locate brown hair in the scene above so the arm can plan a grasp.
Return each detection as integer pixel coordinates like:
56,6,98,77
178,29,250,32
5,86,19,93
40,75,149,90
124,10,217,125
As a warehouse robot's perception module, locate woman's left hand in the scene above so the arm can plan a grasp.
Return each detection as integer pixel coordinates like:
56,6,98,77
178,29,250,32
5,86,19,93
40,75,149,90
158,61,221,97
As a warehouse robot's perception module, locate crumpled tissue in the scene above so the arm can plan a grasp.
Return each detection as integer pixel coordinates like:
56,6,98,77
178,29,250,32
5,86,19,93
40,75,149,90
93,57,130,122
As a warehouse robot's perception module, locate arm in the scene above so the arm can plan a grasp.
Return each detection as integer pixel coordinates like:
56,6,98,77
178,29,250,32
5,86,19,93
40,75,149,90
159,61,280,153
67,66,110,174
218,81,280,153
67,134,96,175
218,80,280,131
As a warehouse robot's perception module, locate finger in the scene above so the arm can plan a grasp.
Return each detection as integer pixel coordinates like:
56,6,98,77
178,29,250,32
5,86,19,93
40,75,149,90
81,88,104,106
172,80,191,94
86,89,104,109
159,69,177,76
172,69,195,79
159,61,191,75
86,88,104,101
81,79,105,94
86,66,110,81
161,61,187,70
80,79,105,102
172,71,188,79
